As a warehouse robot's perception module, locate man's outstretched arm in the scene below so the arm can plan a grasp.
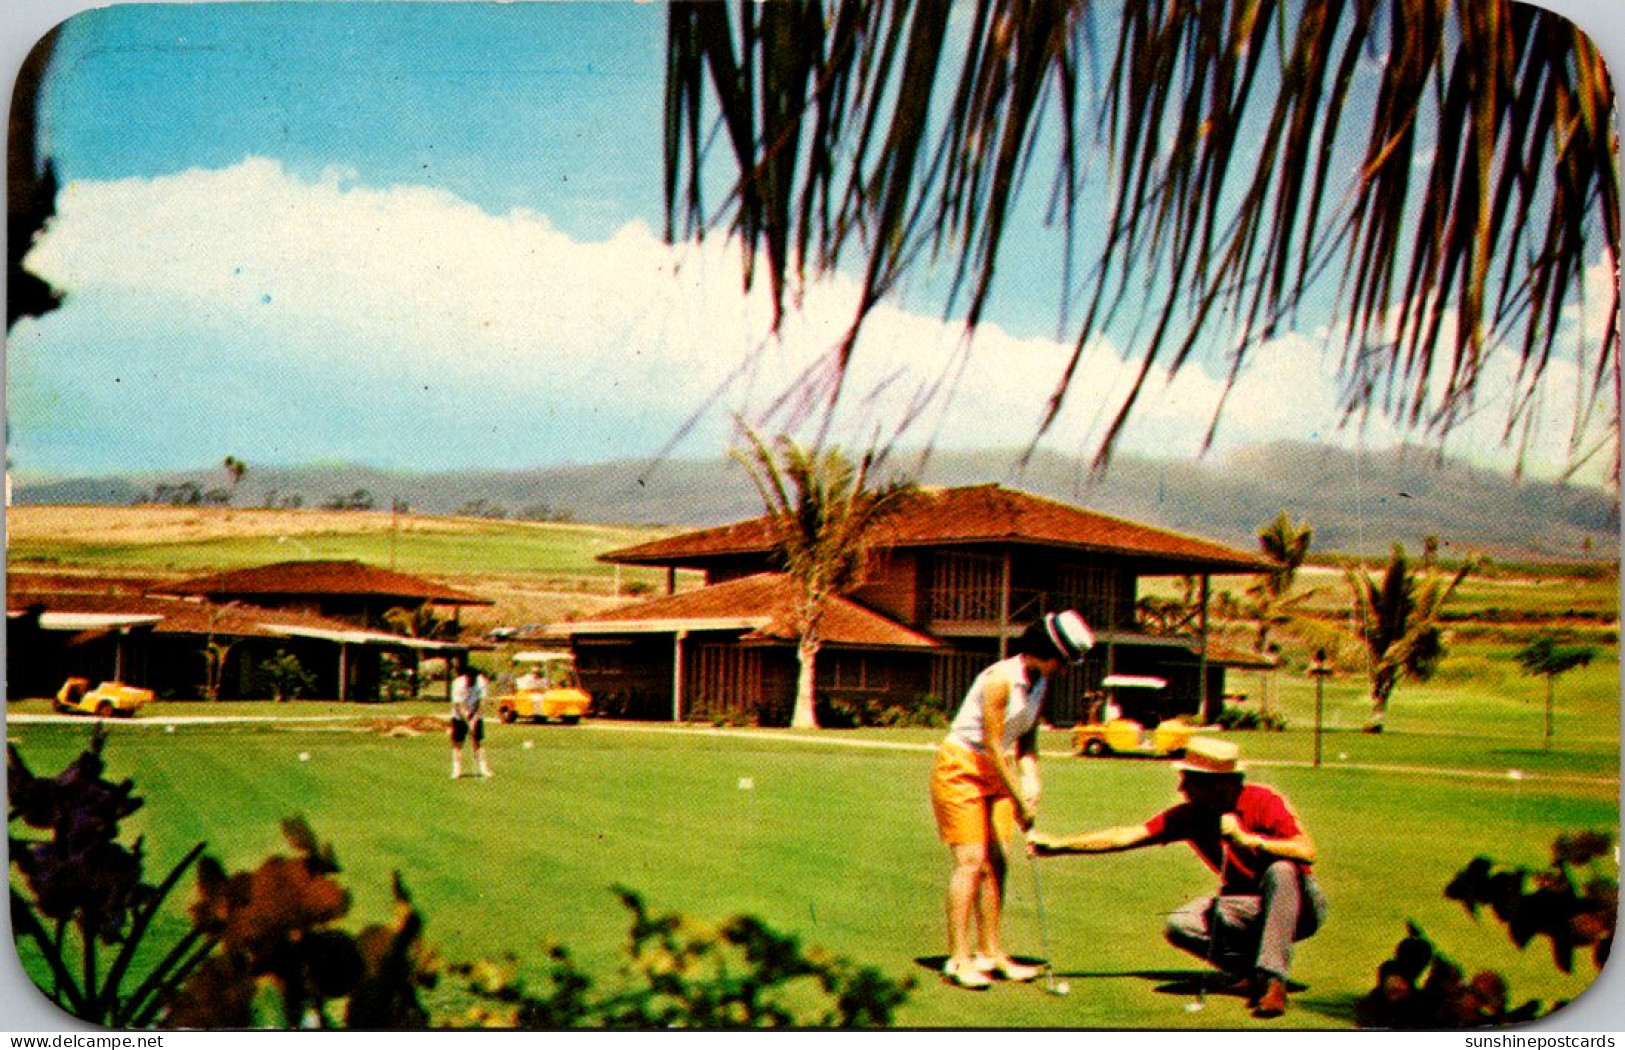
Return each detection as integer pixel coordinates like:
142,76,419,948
1028,824,1153,855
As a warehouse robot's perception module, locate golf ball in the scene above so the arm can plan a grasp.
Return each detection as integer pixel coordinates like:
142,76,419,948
523,740,535,750
1054,981,1070,995
298,752,310,762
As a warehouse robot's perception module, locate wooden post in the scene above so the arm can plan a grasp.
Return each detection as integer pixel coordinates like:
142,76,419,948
1197,575,1211,722
672,630,687,722
1309,650,1331,768
998,548,1012,659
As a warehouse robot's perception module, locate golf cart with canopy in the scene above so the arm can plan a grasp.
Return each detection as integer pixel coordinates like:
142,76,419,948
54,678,154,718
1072,674,1193,757
494,650,592,725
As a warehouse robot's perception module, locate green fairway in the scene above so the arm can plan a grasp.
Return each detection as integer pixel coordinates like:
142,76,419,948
7,714,1616,1029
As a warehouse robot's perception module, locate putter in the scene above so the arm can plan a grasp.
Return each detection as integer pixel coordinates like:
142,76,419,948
1185,896,1219,1012
1024,835,1069,996
1187,839,1231,1013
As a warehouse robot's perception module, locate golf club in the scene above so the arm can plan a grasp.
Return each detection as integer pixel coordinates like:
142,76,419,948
1023,834,1069,996
1186,836,1231,1013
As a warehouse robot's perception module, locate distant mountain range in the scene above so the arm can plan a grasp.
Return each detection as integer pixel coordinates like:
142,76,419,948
11,442,1618,560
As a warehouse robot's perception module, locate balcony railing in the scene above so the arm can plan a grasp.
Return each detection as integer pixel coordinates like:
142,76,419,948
926,588,1127,631
927,587,1204,638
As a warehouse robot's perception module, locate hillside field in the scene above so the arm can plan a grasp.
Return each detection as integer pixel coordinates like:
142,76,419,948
6,504,694,630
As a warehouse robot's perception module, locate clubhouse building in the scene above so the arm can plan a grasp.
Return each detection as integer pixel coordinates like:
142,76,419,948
558,484,1274,726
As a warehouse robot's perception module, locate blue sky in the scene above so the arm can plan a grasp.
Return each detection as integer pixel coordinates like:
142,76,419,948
40,4,665,236
5,1,1618,485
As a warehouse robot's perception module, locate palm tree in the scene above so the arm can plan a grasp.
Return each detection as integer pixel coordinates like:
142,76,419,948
383,604,449,640
1250,512,1315,654
1259,513,1313,595
1345,544,1475,732
664,1,1617,478
734,429,916,728
1514,634,1598,751
223,456,247,502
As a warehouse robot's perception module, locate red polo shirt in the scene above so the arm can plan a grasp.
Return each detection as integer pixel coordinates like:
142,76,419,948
1142,783,1309,894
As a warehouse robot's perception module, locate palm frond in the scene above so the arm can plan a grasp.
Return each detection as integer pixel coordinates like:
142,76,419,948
665,0,1618,480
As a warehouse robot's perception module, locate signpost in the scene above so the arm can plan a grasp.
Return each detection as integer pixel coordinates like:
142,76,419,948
1309,649,1332,768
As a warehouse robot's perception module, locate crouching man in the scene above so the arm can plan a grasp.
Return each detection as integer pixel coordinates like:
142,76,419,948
1028,737,1325,1018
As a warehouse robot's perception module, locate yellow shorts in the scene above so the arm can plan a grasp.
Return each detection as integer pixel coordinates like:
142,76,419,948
930,741,1016,845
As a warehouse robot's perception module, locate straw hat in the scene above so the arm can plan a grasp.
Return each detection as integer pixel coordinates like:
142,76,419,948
1173,737,1244,776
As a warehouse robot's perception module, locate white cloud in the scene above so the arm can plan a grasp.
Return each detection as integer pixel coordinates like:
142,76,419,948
10,158,1614,485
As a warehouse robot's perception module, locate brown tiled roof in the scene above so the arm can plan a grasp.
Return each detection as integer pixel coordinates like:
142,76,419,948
567,573,939,650
601,484,1269,573
7,591,374,638
4,571,161,597
150,560,492,605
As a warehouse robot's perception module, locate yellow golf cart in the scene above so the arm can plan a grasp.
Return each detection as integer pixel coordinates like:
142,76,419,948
1072,674,1193,758
54,678,154,718
494,651,592,725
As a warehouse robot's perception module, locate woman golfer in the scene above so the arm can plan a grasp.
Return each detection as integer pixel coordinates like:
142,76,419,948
931,610,1093,989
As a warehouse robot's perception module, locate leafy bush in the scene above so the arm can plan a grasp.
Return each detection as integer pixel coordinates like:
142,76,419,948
164,820,437,1028
1443,831,1615,974
822,694,947,729
1356,832,1615,1028
244,649,318,702
445,890,912,1028
1356,923,1545,1028
377,653,419,702
1212,706,1287,732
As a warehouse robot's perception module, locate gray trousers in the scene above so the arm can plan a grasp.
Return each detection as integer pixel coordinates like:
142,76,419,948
1164,861,1326,980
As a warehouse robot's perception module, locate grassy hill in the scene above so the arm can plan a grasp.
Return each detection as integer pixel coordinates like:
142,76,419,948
5,506,691,631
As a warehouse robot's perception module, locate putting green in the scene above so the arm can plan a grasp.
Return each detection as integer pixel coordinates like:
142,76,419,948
7,715,1616,1029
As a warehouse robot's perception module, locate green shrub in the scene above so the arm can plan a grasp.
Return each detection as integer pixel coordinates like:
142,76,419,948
1356,832,1616,1028
445,890,913,1028
1212,706,1287,732
244,649,318,702
822,694,947,729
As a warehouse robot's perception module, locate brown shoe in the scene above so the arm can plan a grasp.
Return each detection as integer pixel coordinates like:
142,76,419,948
1204,971,1259,1001
1253,976,1289,1018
